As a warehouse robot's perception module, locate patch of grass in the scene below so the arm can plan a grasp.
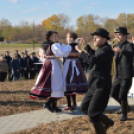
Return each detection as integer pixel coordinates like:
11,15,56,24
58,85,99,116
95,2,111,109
0,44,40,48
0,44,40,55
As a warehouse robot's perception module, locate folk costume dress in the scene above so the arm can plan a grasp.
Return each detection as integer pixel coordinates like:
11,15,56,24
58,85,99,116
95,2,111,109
63,43,88,95
29,41,70,100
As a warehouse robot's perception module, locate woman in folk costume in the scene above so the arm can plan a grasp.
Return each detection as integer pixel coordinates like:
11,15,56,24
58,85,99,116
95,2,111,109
29,31,65,112
62,32,88,110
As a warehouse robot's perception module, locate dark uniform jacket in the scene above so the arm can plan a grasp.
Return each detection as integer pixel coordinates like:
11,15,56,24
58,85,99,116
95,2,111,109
27,57,37,70
19,57,28,69
80,42,113,91
11,59,20,76
5,55,12,70
114,40,134,78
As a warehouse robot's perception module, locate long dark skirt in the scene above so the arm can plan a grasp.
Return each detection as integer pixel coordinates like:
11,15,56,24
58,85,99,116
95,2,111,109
65,60,88,95
29,60,52,100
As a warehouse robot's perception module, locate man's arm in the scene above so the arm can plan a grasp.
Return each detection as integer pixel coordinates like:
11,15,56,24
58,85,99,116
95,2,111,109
84,45,95,55
113,43,134,57
80,49,112,65
121,43,134,56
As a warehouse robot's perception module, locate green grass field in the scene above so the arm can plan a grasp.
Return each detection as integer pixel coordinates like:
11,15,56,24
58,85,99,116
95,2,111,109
0,44,41,56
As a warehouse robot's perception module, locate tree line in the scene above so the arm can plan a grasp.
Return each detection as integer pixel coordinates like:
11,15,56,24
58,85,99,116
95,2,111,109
0,13,134,43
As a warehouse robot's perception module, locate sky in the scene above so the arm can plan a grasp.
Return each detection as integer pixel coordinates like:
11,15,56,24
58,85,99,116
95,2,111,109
1,0,134,26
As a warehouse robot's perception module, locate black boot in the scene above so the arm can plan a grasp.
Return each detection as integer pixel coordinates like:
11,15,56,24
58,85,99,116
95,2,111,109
52,98,62,113
43,98,53,112
115,99,131,114
99,114,114,131
119,101,128,121
113,98,122,114
93,121,106,134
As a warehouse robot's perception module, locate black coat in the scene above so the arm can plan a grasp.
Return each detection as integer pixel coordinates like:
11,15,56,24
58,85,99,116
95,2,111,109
11,59,20,76
19,57,28,69
27,57,37,70
80,42,113,91
80,42,113,118
114,40,134,78
5,56,12,65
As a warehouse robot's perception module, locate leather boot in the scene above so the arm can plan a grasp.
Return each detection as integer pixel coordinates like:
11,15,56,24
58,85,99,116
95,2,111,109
114,98,122,114
93,121,106,134
99,114,114,131
52,98,62,112
116,100,131,114
119,101,128,121
43,98,53,112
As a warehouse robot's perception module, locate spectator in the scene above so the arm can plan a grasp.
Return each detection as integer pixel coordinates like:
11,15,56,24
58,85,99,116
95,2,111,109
27,52,37,79
15,50,21,59
20,52,28,79
0,56,8,82
4,51,12,81
24,50,30,59
33,52,39,74
24,53,29,79
11,54,20,81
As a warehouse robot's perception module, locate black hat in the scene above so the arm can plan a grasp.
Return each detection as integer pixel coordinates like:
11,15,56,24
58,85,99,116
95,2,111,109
91,28,111,40
114,27,129,34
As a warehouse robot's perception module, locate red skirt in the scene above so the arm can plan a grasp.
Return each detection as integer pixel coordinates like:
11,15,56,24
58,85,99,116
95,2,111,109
29,60,52,100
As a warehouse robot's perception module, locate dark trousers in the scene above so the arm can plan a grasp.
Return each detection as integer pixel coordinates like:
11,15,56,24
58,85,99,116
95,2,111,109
111,77,132,101
7,69,12,81
66,94,76,107
0,72,7,82
30,70,36,79
21,69,28,79
81,88,110,123
20,69,25,77
13,72,20,81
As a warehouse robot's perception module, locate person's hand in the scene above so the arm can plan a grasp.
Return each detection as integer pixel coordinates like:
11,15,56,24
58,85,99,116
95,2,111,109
80,38,87,45
113,47,122,53
75,45,82,53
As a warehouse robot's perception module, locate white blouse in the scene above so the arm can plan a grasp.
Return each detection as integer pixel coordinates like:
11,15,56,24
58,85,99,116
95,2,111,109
51,43,72,58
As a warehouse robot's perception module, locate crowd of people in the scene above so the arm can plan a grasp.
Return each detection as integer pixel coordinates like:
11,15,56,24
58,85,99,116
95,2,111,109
0,50,42,82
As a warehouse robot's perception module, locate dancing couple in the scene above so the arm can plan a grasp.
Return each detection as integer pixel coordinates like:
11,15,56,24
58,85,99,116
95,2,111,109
29,31,88,112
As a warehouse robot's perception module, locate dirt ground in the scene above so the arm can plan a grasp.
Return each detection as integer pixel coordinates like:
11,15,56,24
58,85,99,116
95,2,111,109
0,79,85,117
13,112,134,134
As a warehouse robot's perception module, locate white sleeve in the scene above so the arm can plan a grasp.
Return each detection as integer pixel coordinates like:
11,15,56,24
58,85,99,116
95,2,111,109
51,43,72,57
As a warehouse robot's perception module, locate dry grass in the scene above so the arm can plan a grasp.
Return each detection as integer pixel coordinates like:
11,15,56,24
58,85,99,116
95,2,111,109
0,79,85,117
13,112,134,134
